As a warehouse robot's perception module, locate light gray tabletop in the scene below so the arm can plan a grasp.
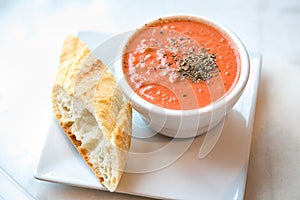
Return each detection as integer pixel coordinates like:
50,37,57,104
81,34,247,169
0,0,299,199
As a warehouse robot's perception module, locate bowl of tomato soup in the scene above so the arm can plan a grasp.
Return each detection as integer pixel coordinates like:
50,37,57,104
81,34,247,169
116,15,249,138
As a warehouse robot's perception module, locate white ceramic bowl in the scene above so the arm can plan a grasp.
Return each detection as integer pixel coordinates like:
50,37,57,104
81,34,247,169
115,15,250,138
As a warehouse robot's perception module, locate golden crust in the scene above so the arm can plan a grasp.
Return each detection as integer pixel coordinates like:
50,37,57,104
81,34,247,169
56,35,91,95
93,66,122,139
111,101,132,151
52,35,132,191
52,35,92,120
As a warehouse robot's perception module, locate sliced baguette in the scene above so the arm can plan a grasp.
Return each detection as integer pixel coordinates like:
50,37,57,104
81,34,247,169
51,35,132,192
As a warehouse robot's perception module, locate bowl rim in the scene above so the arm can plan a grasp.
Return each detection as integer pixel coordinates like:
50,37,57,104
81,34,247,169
115,14,250,117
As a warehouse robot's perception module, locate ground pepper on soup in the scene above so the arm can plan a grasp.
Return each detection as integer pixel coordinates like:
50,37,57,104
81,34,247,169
122,17,240,110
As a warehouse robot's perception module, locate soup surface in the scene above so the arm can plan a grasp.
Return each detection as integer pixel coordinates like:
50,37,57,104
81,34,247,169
122,17,240,110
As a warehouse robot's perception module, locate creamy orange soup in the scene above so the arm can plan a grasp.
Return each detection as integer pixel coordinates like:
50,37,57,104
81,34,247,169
122,17,240,110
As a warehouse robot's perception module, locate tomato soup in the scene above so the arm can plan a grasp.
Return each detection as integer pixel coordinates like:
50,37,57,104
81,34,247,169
122,17,240,110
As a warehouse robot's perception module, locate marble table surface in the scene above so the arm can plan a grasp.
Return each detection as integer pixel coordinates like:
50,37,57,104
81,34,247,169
0,0,299,199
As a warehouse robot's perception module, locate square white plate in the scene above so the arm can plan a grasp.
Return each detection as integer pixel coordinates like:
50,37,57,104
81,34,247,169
34,32,261,200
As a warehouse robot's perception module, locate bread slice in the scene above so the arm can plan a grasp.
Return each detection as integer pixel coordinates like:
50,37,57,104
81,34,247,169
51,35,132,192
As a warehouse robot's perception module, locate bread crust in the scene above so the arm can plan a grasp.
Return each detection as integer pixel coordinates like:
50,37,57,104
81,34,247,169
52,35,132,192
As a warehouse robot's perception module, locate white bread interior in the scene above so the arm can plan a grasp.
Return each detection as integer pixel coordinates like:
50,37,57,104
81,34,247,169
51,35,132,192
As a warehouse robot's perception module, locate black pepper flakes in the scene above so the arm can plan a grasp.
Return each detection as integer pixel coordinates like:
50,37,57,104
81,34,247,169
169,38,176,45
177,49,220,82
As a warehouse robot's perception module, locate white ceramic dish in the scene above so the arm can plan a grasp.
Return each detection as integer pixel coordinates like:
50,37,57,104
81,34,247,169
34,32,261,200
115,15,250,138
